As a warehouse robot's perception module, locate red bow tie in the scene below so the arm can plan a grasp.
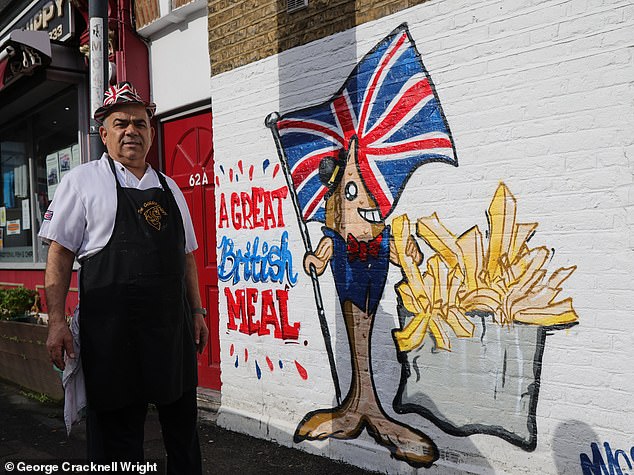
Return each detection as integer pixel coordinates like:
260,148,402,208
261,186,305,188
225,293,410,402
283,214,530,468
347,233,382,262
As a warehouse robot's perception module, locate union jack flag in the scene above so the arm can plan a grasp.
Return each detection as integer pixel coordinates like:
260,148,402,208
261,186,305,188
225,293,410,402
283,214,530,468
270,24,457,223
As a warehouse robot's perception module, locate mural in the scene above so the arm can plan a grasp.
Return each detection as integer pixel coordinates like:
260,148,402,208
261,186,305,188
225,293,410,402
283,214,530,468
216,160,309,381
392,183,578,450
264,23,580,469
266,23,457,467
581,441,634,475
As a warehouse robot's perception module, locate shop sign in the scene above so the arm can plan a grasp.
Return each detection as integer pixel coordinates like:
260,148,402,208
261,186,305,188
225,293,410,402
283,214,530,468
12,0,74,43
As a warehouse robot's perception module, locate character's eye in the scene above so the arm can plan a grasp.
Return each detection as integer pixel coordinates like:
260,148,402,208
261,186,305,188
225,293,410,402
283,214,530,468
345,182,357,201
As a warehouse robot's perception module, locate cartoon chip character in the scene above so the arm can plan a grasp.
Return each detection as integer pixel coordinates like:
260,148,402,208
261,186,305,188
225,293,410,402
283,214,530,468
295,137,438,466
266,24,458,467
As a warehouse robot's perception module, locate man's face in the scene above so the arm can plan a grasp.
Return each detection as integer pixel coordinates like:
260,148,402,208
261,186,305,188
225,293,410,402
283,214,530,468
99,104,154,166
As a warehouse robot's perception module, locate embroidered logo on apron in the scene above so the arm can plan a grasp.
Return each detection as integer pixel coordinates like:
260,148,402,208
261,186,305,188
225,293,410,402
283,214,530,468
138,201,167,230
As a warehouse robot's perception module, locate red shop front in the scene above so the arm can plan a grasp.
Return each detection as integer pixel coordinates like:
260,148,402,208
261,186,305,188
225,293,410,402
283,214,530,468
0,0,150,314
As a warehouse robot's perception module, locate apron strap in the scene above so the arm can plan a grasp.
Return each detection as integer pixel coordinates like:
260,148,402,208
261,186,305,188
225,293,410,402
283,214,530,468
106,156,123,190
155,169,172,196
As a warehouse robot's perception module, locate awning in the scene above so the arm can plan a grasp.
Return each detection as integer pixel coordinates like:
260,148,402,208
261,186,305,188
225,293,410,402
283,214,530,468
0,30,51,92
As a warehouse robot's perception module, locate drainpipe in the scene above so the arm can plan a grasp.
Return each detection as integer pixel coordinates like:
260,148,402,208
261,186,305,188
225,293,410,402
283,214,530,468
88,0,109,160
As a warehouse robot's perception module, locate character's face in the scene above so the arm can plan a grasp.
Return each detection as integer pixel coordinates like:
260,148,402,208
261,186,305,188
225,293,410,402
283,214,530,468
99,104,154,166
325,139,385,240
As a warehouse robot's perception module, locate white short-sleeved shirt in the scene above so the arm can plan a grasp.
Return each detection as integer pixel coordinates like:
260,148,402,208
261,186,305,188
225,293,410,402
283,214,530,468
38,153,198,261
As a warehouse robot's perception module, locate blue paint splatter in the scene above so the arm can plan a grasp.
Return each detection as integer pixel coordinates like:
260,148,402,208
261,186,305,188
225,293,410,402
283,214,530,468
278,360,283,369
220,165,225,174
255,361,262,379
234,355,239,368
263,159,270,173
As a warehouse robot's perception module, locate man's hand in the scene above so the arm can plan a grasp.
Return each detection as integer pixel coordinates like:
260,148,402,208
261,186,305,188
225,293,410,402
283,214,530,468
46,321,75,371
44,241,76,371
184,253,209,354
193,314,209,354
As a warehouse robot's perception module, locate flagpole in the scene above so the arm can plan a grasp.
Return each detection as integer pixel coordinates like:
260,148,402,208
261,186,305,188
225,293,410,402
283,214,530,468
265,112,342,406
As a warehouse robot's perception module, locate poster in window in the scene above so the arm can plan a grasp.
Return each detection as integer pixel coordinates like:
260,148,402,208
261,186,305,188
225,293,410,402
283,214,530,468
14,165,28,199
46,152,60,199
71,144,81,169
59,147,72,177
0,207,5,227
22,199,30,230
0,228,3,249
7,219,20,236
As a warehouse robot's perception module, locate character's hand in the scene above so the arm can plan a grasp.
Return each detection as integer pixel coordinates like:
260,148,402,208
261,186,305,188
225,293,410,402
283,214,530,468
303,237,333,276
193,314,209,354
406,235,423,266
390,234,424,267
304,253,327,276
46,321,75,371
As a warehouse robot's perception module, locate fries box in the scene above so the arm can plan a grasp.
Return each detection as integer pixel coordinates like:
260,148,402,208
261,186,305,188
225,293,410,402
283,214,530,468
393,313,552,450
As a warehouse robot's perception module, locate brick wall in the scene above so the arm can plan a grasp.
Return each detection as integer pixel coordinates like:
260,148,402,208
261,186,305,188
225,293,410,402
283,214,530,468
210,0,634,473
134,0,160,29
208,0,430,74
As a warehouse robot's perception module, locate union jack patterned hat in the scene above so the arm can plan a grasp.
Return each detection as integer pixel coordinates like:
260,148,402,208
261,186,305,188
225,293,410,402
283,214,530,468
94,81,156,124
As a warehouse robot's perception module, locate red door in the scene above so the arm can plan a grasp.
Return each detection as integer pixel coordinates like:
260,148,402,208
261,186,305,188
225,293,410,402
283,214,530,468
162,111,220,390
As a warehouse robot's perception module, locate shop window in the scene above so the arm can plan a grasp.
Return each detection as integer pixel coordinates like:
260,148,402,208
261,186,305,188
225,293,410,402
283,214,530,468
0,125,30,262
0,88,79,264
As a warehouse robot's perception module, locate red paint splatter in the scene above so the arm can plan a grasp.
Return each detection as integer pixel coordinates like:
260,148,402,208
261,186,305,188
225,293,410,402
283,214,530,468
294,360,308,380
249,165,254,181
273,164,280,178
229,169,234,182
229,344,234,356
266,356,274,371
238,160,243,175
244,348,249,362
215,176,220,186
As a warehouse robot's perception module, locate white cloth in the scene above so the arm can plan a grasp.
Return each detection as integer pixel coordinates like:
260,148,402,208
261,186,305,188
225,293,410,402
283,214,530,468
38,153,197,260
62,306,85,435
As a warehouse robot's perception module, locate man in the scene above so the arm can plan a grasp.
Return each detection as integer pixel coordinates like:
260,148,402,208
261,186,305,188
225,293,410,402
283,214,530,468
41,82,208,473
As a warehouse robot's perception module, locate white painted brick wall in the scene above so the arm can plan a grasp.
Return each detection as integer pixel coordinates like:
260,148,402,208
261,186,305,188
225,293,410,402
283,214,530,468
210,0,634,473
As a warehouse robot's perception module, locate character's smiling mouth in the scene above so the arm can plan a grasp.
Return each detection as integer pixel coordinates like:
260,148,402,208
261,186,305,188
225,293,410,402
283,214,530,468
358,208,382,224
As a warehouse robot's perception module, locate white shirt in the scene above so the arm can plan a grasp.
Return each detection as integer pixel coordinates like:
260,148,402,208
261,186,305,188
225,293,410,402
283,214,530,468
38,153,197,261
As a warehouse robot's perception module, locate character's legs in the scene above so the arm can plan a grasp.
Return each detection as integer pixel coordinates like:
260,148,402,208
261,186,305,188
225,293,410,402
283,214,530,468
295,301,437,467
294,402,365,441
294,301,369,441
157,388,202,475
365,414,437,467
86,401,147,462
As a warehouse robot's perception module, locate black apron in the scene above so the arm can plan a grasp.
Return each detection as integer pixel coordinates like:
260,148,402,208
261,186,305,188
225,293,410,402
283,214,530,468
80,157,197,411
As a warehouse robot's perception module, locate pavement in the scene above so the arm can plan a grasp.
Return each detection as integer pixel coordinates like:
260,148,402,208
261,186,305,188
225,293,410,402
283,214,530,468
0,380,374,475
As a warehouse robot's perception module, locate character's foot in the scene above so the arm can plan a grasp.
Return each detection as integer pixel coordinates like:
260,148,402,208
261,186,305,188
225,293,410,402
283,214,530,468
294,407,364,441
366,414,438,468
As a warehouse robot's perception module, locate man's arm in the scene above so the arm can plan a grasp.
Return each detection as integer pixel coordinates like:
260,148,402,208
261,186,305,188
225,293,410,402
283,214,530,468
185,253,209,354
45,241,76,370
